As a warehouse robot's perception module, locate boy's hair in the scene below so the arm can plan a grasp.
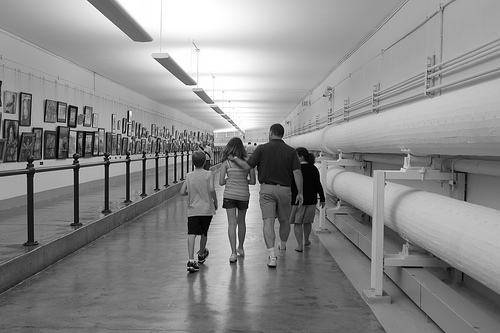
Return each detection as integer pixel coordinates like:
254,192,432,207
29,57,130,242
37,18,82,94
192,150,206,168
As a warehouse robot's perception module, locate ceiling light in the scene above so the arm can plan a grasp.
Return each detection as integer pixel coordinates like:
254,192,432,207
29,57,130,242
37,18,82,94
152,53,197,86
210,104,224,114
193,88,214,104
88,0,152,42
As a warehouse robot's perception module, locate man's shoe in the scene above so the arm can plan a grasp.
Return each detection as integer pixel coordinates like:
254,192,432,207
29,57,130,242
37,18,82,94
267,256,277,268
187,261,199,273
278,245,286,257
197,248,209,264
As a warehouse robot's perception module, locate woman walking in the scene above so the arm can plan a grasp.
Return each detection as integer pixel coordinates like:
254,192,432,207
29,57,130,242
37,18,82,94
219,137,256,263
290,147,325,252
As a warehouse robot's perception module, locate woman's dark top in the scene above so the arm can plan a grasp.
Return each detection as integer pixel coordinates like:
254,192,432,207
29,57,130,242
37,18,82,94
291,163,325,205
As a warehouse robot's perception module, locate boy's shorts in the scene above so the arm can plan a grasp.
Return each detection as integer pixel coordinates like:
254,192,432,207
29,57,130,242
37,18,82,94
187,216,212,236
222,198,249,210
259,184,292,222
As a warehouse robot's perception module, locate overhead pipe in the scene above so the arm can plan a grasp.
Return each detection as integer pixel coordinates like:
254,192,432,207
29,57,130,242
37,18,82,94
325,167,500,296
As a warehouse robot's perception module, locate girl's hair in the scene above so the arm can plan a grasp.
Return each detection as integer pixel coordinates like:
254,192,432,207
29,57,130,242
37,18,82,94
295,147,315,164
221,137,247,161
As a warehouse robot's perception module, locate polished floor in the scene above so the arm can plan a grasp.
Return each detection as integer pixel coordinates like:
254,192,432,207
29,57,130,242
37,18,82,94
0,167,442,332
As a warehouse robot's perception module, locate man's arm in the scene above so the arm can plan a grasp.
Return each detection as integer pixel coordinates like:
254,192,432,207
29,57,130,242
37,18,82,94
229,155,252,172
292,169,304,205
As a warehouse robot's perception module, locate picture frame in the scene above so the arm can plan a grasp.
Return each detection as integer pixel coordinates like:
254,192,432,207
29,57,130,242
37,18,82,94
83,106,93,127
111,114,117,134
151,124,157,138
19,92,33,126
106,132,112,154
43,130,57,160
3,119,19,162
92,113,99,128
111,134,117,155
0,139,6,163
116,134,121,156
83,131,94,157
4,91,18,114
93,131,99,156
67,105,78,128
76,131,85,157
68,130,77,157
121,137,129,155
57,101,67,123
130,120,135,137
56,126,70,159
98,127,105,155
18,132,35,162
44,99,57,123
127,110,132,121
122,118,127,134
32,127,43,160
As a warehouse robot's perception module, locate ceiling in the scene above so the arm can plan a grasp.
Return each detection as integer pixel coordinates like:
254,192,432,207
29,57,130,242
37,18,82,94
0,0,403,133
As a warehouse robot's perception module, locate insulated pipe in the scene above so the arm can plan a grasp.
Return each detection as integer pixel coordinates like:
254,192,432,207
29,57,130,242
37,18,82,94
325,167,500,296
442,158,500,178
288,77,500,157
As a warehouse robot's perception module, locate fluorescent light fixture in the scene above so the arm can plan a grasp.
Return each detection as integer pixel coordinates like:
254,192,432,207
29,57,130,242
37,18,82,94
193,88,214,104
152,53,197,86
88,0,152,42
210,104,224,114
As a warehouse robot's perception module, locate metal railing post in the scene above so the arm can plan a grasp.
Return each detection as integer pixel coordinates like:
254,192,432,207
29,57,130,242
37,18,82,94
186,150,190,174
24,156,38,246
173,151,178,184
71,154,82,227
140,152,148,198
102,152,111,214
164,152,170,187
124,151,132,204
180,150,185,180
154,151,160,192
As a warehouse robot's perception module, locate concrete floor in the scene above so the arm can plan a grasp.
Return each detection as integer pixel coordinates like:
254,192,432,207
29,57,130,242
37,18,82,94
0,166,443,332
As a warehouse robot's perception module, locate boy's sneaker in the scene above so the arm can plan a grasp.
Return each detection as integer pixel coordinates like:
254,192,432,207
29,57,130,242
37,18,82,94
267,256,277,268
187,261,199,273
197,248,209,264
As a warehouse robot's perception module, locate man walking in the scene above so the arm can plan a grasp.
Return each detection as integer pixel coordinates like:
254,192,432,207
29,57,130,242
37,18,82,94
230,124,303,267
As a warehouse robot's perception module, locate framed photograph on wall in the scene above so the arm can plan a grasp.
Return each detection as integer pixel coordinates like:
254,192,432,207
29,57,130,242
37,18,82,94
3,119,19,162
68,130,77,157
116,134,121,156
44,99,57,123
57,101,67,123
67,105,78,128
127,110,132,121
84,131,94,157
83,106,93,127
122,118,127,134
32,127,43,160
56,126,70,159
0,139,6,162
98,128,105,155
106,132,112,154
19,92,32,126
4,91,18,114
93,131,99,156
92,113,99,128
111,134,117,155
43,130,57,159
111,114,117,134
130,120,135,137
18,132,35,162
76,131,84,157
121,137,129,155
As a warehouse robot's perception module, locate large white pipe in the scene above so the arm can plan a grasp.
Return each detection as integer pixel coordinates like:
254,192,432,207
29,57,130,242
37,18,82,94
326,167,500,295
288,78,500,157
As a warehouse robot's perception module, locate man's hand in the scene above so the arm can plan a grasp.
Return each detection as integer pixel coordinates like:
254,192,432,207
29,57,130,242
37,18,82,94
295,193,304,205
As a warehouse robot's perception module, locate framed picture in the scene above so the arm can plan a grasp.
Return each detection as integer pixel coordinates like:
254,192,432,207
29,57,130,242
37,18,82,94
136,122,141,137
130,120,135,137
106,132,112,154
77,113,85,126
93,131,99,156
76,131,85,157
44,99,57,123
18,132,35,162
121,137,129,155
56,126,70,159
3,119,19,162
111,134,117,155
4,91,18,114
57,101,67,123
83,106,93,127
98,128,105,155
32,127,43,160
68,130,78,157
116,134,121,156
122,118,127,134
43,130,57,160
127,123,132,137
134,139,141,154
84,132,94,157
0,139,6,162
19,92,32,126
151,124,157,137
67,105,78,127
111,114,117,134
92,113,99,128
127,110,132,121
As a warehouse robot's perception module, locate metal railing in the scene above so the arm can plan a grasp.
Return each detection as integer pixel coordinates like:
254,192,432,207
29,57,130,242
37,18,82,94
0,147,222,247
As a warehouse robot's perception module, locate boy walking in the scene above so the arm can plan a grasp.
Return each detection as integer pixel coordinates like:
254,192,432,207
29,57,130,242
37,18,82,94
180,150,218,273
